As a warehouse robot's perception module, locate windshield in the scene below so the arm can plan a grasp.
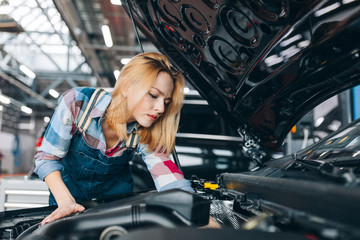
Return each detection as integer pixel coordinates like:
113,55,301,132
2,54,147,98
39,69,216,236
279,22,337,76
300,121,360,164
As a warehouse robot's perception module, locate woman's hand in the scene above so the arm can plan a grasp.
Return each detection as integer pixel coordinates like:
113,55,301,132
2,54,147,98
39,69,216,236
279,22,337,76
41,171,85,226
41,199,85,226
199,216,221,229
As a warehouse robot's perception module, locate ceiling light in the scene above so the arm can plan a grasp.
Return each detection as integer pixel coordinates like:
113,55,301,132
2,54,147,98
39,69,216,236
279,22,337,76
184,87,190,94
184,89,200,96
280,34,302,47
101,25,113,48
121,58,131,65
113,69,120,80
213,149,233,156
49,89,59,98
279,46,301,58
19,64,36,79
44,116,50,123
352,151,360,157
315,2,341,17
314,117,324,127
298,40,310,49
110,0,122,5
0,94,11,104
21,105,32,114
343,0,356,4
264,55,284,67
328,120,342,131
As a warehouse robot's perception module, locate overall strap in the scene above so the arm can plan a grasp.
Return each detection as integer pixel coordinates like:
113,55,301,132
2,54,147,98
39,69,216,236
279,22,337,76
77,88,107,133
77,87,140,149
125,132,140,149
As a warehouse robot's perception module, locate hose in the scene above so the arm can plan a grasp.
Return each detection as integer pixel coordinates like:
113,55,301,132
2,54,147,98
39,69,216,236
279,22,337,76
24,204,187,240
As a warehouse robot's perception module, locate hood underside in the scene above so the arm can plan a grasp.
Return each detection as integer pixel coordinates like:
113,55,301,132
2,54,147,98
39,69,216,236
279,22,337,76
122,0,360,152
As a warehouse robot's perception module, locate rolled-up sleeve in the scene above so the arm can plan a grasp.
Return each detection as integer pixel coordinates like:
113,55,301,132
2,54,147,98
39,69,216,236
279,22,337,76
138,144,194,193
34,159,64,180
34,89,76,180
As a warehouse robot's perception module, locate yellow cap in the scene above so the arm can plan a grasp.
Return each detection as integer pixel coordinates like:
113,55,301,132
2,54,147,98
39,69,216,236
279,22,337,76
204,182,219,190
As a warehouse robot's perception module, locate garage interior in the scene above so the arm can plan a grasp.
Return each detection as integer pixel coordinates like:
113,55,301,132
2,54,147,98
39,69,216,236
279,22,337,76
0,0,359,212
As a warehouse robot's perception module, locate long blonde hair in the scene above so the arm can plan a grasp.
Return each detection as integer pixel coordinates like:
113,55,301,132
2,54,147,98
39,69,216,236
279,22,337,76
106,52,185,153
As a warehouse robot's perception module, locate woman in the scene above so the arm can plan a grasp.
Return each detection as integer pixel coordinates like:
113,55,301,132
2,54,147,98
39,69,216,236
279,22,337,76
34,52,193,225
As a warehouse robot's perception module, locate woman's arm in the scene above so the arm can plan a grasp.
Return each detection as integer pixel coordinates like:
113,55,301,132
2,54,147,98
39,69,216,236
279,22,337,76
40,171,85,225
138,144,194,192
35,88,85,225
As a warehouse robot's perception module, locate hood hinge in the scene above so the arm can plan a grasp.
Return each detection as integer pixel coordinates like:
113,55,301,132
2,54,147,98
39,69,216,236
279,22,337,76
237,127,266,167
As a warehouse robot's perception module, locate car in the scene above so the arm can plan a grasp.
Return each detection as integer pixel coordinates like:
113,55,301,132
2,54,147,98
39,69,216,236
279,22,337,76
1,0,360,239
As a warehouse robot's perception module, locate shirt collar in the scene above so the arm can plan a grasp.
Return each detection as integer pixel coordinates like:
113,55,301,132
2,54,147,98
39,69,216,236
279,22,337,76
127,121,139,134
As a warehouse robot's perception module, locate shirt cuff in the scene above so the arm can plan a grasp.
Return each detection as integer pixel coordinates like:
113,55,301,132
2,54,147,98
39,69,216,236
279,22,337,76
159,179,194,193
34,159,63,180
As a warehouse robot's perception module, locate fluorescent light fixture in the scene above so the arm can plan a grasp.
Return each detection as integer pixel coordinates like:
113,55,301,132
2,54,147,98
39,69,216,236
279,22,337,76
213,149,233,157
315,2,341,17
21,105,33,114
175,146,202,154
183,99,208,105
280,34,302,47
49,89,60,98
177,155,203,166
121,58,131,65
314,117,324,127
279,46,301,59
44,116,50,123
298,40,310,49
352,151,360,157
328,120,342,132
184,87,190,94
101,25,113,48
343,0,356,4
264,54,284,67
113,69,120,80
19,64,36,79
110,0,122,5
0,95,11,104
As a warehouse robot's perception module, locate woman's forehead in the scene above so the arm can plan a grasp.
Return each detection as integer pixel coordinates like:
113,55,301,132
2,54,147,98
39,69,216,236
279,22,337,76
151,72,174,97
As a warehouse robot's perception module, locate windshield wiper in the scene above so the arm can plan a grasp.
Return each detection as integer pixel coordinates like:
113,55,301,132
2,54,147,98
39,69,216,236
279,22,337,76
295,158,360,187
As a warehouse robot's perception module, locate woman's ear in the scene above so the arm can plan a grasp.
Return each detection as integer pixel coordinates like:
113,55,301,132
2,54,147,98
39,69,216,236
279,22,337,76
120,82,130,98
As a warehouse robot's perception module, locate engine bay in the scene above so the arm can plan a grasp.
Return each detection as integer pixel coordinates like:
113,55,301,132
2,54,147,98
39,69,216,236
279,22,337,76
2,171,360,240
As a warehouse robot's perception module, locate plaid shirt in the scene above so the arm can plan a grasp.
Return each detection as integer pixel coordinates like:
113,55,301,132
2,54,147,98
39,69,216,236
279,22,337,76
34,87,193,193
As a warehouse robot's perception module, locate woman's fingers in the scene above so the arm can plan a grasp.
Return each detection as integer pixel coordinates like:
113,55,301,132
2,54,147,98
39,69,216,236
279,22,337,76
75,203,85,212
40,203,85,226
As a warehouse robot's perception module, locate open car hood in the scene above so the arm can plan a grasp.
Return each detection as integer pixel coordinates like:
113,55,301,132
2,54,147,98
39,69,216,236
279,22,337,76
122,0,360,157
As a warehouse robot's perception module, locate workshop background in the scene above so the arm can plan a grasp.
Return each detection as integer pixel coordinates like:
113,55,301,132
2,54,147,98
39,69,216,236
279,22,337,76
0,0,359,211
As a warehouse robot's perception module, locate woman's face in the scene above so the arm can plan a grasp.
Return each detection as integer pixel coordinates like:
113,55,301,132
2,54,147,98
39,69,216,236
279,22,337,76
128,71,174,127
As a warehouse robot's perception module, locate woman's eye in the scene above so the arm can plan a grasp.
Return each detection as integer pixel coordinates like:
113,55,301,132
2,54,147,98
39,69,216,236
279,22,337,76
149,93,157,98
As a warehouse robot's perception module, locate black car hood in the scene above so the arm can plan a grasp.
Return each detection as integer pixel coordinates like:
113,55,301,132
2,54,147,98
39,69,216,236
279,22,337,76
122,0,360,153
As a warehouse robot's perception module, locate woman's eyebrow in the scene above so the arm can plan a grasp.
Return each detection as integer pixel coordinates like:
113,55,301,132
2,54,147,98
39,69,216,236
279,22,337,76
152,87,172,99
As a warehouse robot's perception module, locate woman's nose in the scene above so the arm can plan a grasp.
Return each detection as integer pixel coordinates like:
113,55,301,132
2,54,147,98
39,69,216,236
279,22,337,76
154,100,165,113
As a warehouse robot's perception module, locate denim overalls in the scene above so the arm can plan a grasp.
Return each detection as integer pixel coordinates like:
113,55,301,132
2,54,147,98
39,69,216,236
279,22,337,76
48,89,136,205
49,131,135,205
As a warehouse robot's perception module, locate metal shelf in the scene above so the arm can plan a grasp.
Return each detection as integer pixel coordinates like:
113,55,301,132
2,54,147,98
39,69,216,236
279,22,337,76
0,176,49,211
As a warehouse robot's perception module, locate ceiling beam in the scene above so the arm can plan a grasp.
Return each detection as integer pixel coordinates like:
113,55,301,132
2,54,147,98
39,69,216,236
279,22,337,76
53,0,111,87
0,70,56,109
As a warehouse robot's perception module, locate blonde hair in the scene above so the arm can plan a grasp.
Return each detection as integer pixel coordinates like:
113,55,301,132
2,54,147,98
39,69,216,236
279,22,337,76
106,52,185,153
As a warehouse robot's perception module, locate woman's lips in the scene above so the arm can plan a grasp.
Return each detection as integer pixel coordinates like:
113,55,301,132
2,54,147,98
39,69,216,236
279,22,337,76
147,114,157,121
